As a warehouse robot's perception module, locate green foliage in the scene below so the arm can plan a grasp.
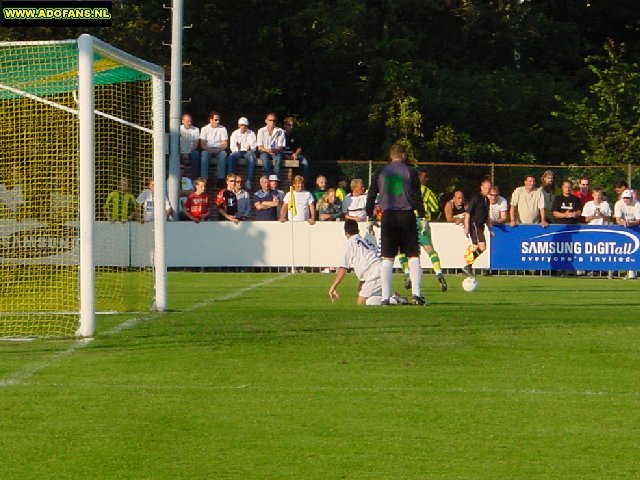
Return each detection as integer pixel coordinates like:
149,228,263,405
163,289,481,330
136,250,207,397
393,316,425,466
422,124,501,162
2,1,640,166
555,41,640,165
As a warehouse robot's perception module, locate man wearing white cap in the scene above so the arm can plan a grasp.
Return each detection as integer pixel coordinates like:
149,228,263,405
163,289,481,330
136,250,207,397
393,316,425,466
228,117,257,190
614,189,640,279
268,174,284,201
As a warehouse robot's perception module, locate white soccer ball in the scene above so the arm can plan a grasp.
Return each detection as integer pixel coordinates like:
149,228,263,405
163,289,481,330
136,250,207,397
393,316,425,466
462,277,478,292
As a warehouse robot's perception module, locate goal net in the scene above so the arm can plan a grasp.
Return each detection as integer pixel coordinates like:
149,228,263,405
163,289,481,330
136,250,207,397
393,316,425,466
0,35,166,338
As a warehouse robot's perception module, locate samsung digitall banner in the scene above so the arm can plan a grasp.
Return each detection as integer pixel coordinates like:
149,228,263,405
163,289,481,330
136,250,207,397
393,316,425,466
490,225,640,271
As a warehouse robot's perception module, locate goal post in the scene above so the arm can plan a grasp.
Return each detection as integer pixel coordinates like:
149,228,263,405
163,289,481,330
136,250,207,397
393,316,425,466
0,35,166,338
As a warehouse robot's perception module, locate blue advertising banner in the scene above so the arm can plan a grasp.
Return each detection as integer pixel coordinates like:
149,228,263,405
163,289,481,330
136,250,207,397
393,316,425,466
490,225,640,271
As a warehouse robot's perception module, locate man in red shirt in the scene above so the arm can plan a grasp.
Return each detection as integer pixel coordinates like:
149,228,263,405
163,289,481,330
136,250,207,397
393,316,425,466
573,176,593,207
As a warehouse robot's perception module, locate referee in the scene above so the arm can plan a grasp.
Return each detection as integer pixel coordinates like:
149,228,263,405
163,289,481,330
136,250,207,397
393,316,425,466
365,144,427,306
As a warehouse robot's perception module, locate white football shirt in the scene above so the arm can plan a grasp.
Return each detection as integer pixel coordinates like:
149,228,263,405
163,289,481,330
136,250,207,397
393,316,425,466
341,234,381,281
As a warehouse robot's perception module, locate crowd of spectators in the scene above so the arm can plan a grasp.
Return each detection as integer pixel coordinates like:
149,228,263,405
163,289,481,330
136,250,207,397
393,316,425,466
180,111,308,191
98,158,640,236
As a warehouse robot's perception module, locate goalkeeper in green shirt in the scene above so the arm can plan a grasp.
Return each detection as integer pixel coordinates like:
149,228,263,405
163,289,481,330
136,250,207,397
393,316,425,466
399,169,447,292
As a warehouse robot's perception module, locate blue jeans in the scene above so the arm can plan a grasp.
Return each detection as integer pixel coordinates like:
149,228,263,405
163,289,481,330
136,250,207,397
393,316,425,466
184,150,200,181
298,154,310,187
228,151,256,180
260,152,282,176
200,149,228,180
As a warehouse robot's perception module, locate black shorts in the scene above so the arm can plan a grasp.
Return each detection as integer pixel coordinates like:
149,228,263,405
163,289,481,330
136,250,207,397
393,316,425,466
380,210,419,258
469,223,487,245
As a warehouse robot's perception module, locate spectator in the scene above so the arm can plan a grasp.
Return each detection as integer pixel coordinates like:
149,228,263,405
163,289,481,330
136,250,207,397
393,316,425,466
574,176,593,207
317,188,343,221
279,175,315,224
180,113,200,180
268,174,285,201
510,175,548,227
184,177,211,223
580,185,612,277
335,176,349,202
582,187,611,225
178,164,195,220
282,116,310,188
613,189,640,279
253,175,280,221
228,117,257,191
136,179,172,223
312,174,328,202
443,189,465,224
104,177,137,223
234,174,252,220
215,174,240,224
552,179,582,224
0,165,25,220
342,178,367,222
488,185,509,225
613,179,629,200
256,112,285,176
538,169,555,224
199,111,229,186
50,176,75,224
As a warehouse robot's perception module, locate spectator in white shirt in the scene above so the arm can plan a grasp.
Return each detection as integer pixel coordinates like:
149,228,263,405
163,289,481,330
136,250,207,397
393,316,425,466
228,117,257,191
199,111,229,187
179,113,200,180
256,112,285,177
582,187,611,225
342,178,367,222
488,185,509,225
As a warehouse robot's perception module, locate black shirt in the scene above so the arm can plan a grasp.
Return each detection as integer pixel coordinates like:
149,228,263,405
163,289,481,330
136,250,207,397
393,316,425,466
283,130,301,155
215,189,238,217
552,194,581,224
465,194,490,225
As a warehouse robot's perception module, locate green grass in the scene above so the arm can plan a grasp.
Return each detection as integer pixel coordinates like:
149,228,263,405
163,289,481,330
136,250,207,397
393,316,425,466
1,272,640,479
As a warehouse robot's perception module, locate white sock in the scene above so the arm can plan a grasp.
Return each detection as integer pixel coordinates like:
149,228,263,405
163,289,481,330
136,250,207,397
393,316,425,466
381,259,394,300
408,256,422,297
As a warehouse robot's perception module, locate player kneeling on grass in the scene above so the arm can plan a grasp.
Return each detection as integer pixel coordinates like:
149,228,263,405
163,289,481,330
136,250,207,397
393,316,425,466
329,219,408,306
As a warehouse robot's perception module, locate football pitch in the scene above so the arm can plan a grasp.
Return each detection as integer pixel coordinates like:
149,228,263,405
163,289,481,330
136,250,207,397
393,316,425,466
1,272,639,479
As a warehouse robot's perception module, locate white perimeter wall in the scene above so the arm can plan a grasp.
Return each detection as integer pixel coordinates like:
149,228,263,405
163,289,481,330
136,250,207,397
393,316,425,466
0,220,488,269
162,221,487,269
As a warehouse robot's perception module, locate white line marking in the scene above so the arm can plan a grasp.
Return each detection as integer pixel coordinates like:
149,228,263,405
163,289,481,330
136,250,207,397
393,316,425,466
0,274,289,389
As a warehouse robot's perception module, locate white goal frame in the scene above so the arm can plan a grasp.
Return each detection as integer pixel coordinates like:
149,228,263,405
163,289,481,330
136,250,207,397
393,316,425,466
77,34,167,337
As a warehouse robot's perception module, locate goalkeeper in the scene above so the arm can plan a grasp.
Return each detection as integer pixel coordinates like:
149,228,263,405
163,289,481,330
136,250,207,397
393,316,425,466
398,169,447,292
365,144,427,306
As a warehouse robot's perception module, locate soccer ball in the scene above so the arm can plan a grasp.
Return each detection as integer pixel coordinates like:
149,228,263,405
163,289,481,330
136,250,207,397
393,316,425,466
462,277,478,292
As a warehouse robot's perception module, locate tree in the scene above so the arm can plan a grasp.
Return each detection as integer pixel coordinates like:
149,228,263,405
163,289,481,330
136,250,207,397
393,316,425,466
554,40,640,165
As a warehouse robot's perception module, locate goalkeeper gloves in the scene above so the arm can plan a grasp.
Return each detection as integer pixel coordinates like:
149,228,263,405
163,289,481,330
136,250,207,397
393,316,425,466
367,219,378,235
